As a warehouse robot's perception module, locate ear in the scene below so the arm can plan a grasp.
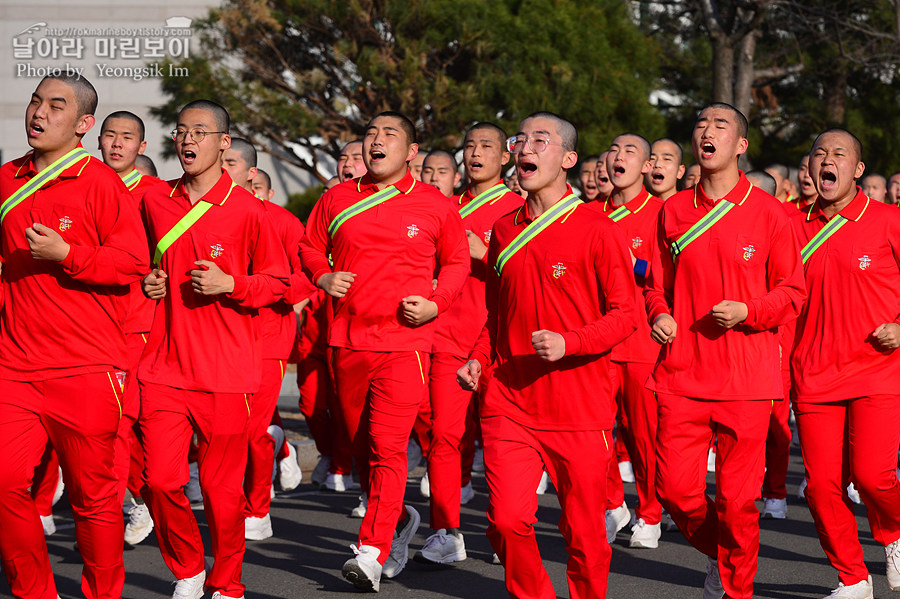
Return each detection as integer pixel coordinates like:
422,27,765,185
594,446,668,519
138,140,147,155
736,137,749,156
501,150,511,166
220,134,231,152
676,164,686,180
855,161,866,180
248,166,258,181
266,189,274,201
406,143,419,164
562,150,578,170
454,172,461,187
641,159,652,175
75,114,95,137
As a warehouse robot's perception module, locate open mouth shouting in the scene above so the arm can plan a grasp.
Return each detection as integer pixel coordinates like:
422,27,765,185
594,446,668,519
699,140,716,160
518,159,538,180
469,160,483,173
181,149,197,165
612,163,626,178
28,121,44,138
369,149,386,164
651,170,666,184
818,168,838,193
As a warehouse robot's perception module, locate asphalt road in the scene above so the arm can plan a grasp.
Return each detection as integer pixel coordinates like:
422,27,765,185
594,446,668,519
3,425,897,599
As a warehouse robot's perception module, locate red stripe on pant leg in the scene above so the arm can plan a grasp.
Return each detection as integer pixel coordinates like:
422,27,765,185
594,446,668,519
0,379,56,599
357,351,429,562
244,359,284,517
795,400,868,586
482,416,555,599
45,373,125,599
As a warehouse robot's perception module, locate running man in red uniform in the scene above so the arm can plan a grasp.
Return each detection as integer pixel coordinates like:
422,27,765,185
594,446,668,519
300,111,469,591
458,111,637,599
578,155,600,202
139,100,289,599
645,103,806,599
97,110,163,547
416,122,522,566
0,72,148,599
791,129,900,599
592,133,665,549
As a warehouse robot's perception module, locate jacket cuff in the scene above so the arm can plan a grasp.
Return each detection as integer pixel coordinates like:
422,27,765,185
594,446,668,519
561,331,582,356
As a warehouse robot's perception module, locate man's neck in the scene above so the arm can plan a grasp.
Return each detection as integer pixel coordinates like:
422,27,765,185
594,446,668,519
610,181,643,207
114,163,137,179
183,168,222,205
32,142,80,173
373,169,407,191
468,176,503,197
658,187,677,201
526,179,569,219
699,165,741,201
801,194,817,206
820,191,856,219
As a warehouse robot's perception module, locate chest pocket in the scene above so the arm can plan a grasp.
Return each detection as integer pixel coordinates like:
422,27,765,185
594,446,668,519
201,232,240,274
31,205,88,243
732,233,768,269
541,249,583,289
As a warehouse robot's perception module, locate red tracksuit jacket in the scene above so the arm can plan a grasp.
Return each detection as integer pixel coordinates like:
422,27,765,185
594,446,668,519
433,185,523,358
299,171,469,352
588,187,664,364
138,170,290,393
259,200,317,360
644,172,806,400
0,150,149,379
470,188,638,431
791,188,900,401
123,174,163,335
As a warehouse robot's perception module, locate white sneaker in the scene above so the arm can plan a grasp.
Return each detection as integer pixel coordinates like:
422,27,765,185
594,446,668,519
342,544,381,592
382,505,421,578
707,448,716,473
823,575,873,599
847,483,861,505
886,539,900,590
472,448,484,473
420,471,431,498
536,471,549,495
619,461,635,483
605,502,630,544
417,529,466,564
629,518,660,549
491,552,501,564
51,466,64,506
245,513,273,541
325,472,357,492
762,497,787,519
350,493,368,518
703,557,724,599
278,442,302,491
185,462,202,504
211,593,244,599
172,570,205,599
310,455,331,487
460,482,475,505
40,514,55,536
798,478,808,501
124,499,154,545
665,513,679,532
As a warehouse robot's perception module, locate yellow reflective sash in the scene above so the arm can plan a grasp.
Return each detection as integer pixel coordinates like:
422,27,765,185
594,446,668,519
153,180,237,265
670,185,753,258
122,169,142,190
328,185,401,237
459,183,510,219
495,194,581,276
0,148,91,224
801,215,849,264
607,192,652,223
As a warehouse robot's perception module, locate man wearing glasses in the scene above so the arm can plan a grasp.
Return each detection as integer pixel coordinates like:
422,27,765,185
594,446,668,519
458,112,637,599
138,99,289,599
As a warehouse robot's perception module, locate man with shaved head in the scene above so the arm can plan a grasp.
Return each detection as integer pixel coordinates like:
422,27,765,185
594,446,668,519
458,111,636,599
861,173,887,203
594,149,615,201
591,133,665,550
0,72,148,599
422,150,461,198
578,155,601,201
791,128,900,599
681,163,701,190
887,172,900,206
409,150,428,182
222,136,258,190
647,138,685,200
338,141,366,183
645,102,805,599
764,164,792,203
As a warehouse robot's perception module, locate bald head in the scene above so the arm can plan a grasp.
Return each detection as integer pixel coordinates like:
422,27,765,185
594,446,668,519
523,111,577,151
42,72,97,117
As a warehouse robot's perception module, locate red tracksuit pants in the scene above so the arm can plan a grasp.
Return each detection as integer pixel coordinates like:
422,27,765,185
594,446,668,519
139,381,249,598
762,371,791,500
655,394,770,599
32,445,60,517
244,359,286,517
297,353,353,475
115,332,148,505
795,395,900,586
0,373,125,599
483,415,612,599
426,352,477,529
331,348,429,562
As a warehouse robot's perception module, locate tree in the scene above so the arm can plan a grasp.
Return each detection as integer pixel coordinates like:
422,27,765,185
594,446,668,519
153,0,665,181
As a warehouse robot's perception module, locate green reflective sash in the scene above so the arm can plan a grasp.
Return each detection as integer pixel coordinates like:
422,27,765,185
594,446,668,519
670,199,736,257
607,192,652,222
459,183,510,219
153,180,236,265
0,147,91,224
122,169,142,190
801,215,849,264
495,194,581,276
328,186,401,237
